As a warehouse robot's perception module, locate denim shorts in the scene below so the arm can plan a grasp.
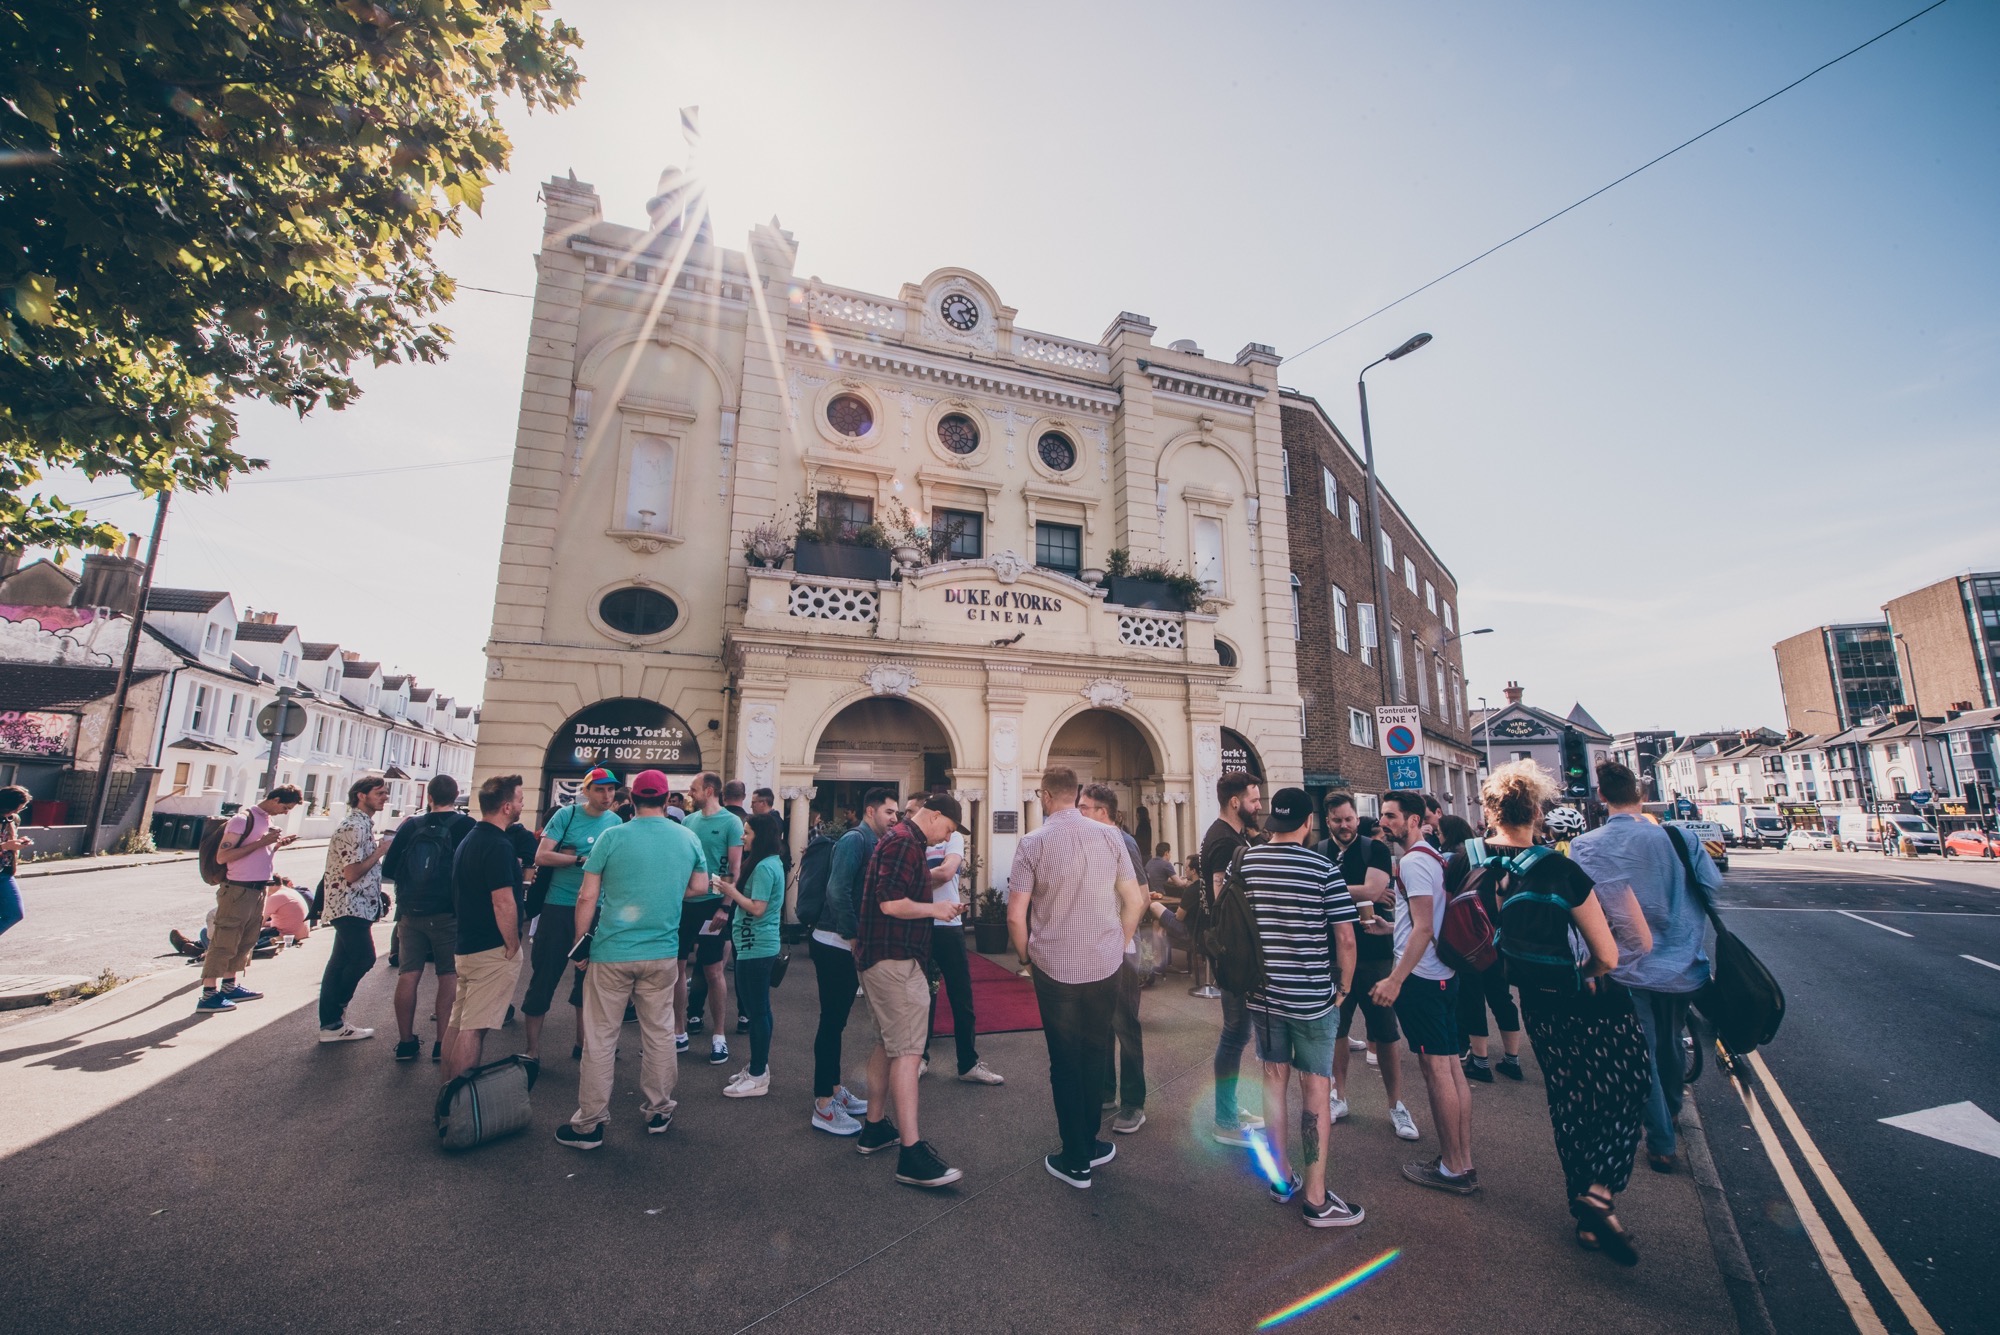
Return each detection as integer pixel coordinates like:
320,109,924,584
1251,1008,1337,1075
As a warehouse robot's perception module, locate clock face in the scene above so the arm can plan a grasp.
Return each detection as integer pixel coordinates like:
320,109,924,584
939,293,980,331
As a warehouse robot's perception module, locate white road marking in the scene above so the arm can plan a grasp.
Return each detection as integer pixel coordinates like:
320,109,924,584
1879,1101,2000,1161
1836,910,1912,937
1723,908,2000,917
1747,1052,1944,1335
1963,954,2000,972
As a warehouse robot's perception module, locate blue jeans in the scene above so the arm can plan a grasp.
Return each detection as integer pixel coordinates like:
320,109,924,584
0,873,21,936
1632,988,1690,1157
1214,988,1252,1126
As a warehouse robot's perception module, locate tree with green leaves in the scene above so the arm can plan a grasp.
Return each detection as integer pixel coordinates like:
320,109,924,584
0,0,582,550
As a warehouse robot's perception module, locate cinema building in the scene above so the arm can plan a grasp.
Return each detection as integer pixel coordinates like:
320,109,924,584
475,169,1321,887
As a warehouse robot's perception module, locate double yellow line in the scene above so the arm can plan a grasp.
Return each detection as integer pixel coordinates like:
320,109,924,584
1731,1051,1942,1335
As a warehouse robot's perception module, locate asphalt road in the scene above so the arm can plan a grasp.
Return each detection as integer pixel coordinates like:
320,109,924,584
0,847,328,986
1693,849,2000,1335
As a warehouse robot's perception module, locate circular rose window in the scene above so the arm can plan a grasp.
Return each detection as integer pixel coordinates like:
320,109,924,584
598,587,679,637
825,393,873,438
937,412,980,455
1036,431,1077,472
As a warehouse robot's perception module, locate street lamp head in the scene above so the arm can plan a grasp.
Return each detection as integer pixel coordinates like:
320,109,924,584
1386,332,1433,361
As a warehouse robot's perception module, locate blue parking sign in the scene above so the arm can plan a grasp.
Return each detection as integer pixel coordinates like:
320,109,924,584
1386,756,1424,790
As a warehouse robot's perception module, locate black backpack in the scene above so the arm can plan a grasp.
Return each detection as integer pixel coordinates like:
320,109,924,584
786,832,837,943
396,814,463,914
1199,847,1267,996
1667,826,1784,1055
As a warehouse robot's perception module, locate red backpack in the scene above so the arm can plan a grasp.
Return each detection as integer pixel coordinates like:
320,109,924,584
1432,838,1499,974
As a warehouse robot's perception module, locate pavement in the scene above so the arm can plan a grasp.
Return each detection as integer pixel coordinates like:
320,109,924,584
1692,848,2000,1335
0,894,1742,1335
16,839,330,880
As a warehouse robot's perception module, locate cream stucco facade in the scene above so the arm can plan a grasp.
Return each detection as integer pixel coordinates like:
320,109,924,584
475,170,1305,891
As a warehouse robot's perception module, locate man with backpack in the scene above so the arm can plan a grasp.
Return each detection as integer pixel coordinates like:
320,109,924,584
1371,790,1477,1195
196,784,302,1013
1569,761,1718,1173
1202,771,1267,1147
383,774,478,1063
522,769,625,1075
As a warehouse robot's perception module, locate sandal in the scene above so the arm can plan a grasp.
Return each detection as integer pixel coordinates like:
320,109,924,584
1573,1189,1639,1267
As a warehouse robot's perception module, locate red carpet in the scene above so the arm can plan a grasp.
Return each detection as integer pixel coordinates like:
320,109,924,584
932,951,1043,1036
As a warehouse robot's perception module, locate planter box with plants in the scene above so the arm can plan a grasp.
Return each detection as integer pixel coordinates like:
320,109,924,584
1103,550,1209,613
793,537,894,581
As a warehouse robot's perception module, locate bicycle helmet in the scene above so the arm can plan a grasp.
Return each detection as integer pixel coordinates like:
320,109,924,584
1544,806,1586,839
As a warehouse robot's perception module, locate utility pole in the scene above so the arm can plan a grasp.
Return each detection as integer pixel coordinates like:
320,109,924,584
81,490,170,854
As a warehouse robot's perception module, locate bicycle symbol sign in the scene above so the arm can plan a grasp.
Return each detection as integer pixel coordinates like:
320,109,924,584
1386,725,1417,754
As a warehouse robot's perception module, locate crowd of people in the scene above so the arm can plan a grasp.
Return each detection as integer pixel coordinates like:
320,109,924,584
185,748,1719,1259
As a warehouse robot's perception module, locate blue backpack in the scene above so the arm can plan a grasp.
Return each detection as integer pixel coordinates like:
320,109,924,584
1485,844,1583,996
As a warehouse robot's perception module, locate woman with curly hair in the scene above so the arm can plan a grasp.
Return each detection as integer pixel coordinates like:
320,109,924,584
1463,761,1652,1265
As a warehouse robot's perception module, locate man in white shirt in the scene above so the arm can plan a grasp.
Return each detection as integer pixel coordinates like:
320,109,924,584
910,793,1004,1087
1370,790,1477,1195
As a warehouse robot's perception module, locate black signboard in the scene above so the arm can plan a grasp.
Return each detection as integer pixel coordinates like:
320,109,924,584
993,810,1019,834
1221,728,1263,780
545,698,701,774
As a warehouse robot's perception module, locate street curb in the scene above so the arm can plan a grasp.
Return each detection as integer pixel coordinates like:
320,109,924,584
18,839,330,880
0,977,91,1010
1681,1079,1777,1335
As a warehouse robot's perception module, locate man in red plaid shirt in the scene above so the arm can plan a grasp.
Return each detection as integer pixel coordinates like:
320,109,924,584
852,793,968,1189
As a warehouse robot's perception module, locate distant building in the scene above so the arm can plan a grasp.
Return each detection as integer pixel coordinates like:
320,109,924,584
1772,622,1904,733
1469,682,1612,804
1883,572,2000,714
1608,730,1679,802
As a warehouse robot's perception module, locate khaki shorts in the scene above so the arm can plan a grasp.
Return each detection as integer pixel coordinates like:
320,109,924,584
449,946,515,1032
396,913,457,975
859,957,930,1059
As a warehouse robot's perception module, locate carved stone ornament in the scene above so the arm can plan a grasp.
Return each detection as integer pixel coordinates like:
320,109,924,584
989,550,1024,584
1196,726,1221,777
1080,677,1132,709
745,704,778,759
1168,792,1188,805
616,533,669,554
861,662,920,698
991,715,1020,767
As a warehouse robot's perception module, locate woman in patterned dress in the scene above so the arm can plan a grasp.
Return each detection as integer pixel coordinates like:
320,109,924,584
1465,761,1653,1265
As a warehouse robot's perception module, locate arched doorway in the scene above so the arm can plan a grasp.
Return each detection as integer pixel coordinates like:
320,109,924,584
810,697,954,828
1220,727,1263,781
542,698,702,812
1046,708,1163,854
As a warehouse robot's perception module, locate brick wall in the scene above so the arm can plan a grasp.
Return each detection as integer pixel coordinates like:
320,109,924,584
1885,578,1982,714
1773,627,1839,733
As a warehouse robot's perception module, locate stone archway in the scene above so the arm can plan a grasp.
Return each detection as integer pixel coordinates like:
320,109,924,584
809,696,955,828
1044,708,1164,855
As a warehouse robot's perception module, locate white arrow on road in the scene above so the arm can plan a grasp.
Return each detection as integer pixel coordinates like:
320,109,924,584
1879,1102,2000,1160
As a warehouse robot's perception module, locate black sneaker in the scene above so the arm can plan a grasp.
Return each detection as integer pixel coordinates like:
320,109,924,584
894,1139,963,1188
647,1111,673,1135
1045,1155,1092,1189
1463,1056,1494,1084
1303,1190,1366,1227
1402,1158,1480,1195
394,1038,420,1063
855,1118,901,1155
556,1123,604,1151
573,1044,584,1061
737,1014,750,1032
1497,1056,1525,1081
504,1004,516,1027
430,1040,441,1065
623,1003,638,1025
1090,1139,1117,1168
687,1014,704,1034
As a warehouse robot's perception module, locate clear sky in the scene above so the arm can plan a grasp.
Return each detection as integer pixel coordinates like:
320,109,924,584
37,0,1998,731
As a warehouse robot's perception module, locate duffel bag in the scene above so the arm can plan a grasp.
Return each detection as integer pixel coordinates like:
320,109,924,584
435,1054,535,1152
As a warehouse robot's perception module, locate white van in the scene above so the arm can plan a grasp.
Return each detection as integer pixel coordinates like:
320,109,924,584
1836,811,1940,855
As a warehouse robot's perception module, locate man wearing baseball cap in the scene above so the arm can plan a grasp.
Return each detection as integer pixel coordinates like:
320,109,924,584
522,767,624,1076
558,768,709,1149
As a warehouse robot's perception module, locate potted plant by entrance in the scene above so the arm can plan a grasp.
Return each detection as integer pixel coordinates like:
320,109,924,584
972,888,1011,954
1102,548,1209,612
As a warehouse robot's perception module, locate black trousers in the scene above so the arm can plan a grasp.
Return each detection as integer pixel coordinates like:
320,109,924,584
1103,959,1146,1111
522,903,577,1017
1031,967,1120,1172
924,926,980,1074
1456,961,1522,1042
317,916,376,1029
810,938,859,1099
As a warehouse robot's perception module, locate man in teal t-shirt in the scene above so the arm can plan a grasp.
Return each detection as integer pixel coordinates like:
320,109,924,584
561,769,710,1148
677,772,744,1061
523,770,624,1066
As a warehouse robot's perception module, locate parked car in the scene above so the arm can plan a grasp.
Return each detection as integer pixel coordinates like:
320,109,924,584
1943,828,1999,859
1783,828,1835,851
1836,810,1941,855
1667,819,1729,872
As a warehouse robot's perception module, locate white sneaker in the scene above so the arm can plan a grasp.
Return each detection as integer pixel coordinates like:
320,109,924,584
812,1100,863,1135
318,1024,373,1043
959,1061,1005,1085
1366,1049,1379,1068
833,1085,869,1117
918,1059,930,1078
1390,1102,1421,1141
1330,1089,1349,1121
724,1067,754,1089
1348,1036,1368,1052
1238,1111,1265,1131
724,1070,771,1098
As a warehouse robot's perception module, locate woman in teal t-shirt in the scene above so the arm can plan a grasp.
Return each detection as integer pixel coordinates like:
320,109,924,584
717,811,786,1096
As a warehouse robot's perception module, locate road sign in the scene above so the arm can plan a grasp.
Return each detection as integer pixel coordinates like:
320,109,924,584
1376,705,1422,758
256,700,307,741
1675,797,1696,819
1909,791,1933,807
1386,755,1425,790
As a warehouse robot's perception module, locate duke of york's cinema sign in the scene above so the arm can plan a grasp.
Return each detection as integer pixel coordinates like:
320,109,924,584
942,586,1065,625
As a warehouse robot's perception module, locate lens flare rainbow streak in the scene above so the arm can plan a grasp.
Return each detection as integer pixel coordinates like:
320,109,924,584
1256,1249,1402,1329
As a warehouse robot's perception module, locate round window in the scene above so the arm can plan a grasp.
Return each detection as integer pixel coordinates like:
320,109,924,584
826,393,873,438
598,586,679,637
1036,431,1077,472
1215,639,1238,668
937,412,981,455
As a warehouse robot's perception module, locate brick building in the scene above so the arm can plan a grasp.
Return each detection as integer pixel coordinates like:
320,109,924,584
1883,573,2000,715
1280,394,1481,819
1772,622,1904,733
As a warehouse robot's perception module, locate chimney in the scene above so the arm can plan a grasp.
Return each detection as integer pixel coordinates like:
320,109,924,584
123,534,141,560
1891,706,1916,724
342,650,360,661
1503,681,1523,706
70,549,144,614
0,547,20,580
254,610,278,625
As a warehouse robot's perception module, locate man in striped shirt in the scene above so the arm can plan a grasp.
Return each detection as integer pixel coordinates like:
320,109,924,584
1241,787,1364,1227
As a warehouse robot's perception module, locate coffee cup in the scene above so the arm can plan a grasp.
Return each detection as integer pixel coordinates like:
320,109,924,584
1356,902,1376,924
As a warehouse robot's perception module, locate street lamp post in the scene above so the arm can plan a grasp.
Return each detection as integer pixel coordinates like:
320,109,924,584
1477,695,1494,778
1357,333,1432,708
1893,633,1939,798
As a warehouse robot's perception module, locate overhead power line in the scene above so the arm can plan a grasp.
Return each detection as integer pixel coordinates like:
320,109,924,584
1285,0,1953,365
66,453,511,506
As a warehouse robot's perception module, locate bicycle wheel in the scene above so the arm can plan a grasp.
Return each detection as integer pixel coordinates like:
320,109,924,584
1681,1012,1705,1085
